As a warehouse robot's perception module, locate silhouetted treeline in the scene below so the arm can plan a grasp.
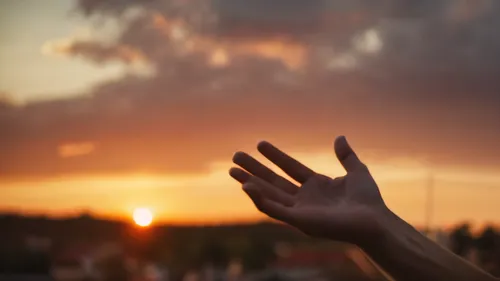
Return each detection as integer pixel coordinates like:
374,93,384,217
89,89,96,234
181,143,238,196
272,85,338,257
2,213,498,278
0,249,50,274
0,213,125,248
0,213,313,276
449,223,500,277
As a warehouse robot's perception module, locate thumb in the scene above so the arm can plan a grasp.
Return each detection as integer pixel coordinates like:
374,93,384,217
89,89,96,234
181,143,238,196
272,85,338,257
334,136,367,173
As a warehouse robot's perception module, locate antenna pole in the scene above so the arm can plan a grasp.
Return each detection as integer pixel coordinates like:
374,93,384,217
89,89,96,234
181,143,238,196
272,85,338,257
425,173,434,232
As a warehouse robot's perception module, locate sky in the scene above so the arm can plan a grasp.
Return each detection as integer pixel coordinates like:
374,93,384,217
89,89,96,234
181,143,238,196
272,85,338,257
1,0,500,227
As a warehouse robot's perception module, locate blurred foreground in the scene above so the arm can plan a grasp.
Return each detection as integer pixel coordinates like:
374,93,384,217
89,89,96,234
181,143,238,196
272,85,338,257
0,214,498,281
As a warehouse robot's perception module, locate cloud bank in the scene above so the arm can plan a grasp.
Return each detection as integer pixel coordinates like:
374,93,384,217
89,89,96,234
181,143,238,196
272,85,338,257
2,0,500,180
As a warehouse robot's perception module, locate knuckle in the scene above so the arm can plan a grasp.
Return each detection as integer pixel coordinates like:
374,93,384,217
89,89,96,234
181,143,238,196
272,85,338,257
314,173,332,183
357,163,369,172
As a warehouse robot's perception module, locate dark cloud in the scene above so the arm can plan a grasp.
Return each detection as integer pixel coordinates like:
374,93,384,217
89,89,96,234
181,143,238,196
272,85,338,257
376,0,500,74
2,0,500,180
2,70,500,180
212,0,326,38
66,0,500,74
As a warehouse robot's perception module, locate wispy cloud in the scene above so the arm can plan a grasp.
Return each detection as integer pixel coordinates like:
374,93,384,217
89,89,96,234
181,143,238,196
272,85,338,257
58,141,96,158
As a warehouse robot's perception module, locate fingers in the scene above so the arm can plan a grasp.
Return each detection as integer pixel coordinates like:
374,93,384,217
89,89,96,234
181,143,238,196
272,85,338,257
242,182,297,223
334,136,367,173
232,151,298,194
229,167,295,206
229,167,252,182
257,141,315,184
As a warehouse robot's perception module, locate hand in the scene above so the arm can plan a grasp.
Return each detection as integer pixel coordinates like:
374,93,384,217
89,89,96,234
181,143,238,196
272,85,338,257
229,136,390,247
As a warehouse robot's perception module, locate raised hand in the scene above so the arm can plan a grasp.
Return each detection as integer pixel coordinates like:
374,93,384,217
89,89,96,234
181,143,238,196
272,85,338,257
230,137,500,281
229,136,389,247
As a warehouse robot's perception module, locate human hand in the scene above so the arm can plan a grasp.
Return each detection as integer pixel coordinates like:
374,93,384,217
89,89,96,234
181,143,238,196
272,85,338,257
229,136,390,247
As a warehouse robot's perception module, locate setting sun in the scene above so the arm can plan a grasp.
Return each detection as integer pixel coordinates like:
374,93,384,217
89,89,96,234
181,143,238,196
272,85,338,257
133,208,154,227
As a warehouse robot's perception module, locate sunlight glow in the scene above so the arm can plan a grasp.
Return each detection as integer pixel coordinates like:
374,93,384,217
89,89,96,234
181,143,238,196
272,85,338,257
3,152,500,226
210,48,229,67
133,207,154,227
353,28,383,54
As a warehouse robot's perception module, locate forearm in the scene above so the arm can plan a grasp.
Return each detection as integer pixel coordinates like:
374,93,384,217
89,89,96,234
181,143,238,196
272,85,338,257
362,210,498,281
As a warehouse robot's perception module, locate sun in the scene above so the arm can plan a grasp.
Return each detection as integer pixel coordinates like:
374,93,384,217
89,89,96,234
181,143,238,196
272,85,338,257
133,207,154,227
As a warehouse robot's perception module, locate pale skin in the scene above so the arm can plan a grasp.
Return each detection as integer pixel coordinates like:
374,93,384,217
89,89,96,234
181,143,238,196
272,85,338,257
229,136,499,281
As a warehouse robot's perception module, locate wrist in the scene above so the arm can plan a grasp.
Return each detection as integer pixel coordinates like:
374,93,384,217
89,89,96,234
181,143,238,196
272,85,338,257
359,206,403,252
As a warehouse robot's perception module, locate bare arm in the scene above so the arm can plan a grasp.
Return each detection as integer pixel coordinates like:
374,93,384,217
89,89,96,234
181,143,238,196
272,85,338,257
229,136,498,281
363,210,499,281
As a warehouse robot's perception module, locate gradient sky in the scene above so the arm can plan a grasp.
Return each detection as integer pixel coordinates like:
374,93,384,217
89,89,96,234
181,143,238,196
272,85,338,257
1,0,500,227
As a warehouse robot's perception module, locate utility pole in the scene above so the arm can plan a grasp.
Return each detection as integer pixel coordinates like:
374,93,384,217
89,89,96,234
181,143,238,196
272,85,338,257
425,172,434,233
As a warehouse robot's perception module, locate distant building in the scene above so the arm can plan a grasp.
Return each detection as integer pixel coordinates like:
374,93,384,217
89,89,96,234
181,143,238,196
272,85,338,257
426,229,451,248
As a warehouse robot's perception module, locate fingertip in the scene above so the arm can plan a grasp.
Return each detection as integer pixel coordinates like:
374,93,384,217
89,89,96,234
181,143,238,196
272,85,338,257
334,135,347,147
258,141,281,157
335,135,346,144
228,167,239,177
257,140,272,152
229,167,251,183
334,135,352,161
232,151,246,164
333,136,367,172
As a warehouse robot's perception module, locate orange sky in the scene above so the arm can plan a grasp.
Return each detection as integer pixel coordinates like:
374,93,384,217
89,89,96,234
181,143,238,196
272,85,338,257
1,0,500,227
2,149,500,228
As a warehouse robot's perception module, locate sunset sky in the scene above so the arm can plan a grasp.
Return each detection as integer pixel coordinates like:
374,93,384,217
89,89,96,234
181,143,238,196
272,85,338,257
1,0,500,227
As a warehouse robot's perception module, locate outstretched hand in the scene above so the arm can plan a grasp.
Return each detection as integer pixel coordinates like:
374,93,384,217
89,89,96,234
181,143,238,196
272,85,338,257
229,136,389,247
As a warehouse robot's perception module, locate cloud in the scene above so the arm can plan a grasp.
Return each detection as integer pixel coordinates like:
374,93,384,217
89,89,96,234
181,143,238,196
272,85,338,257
43,39,148,66
58,142,96,158
2,0,500,180
64,0,500,75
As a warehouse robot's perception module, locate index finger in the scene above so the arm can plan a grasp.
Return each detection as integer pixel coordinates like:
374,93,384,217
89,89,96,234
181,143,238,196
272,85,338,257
257,141,315,184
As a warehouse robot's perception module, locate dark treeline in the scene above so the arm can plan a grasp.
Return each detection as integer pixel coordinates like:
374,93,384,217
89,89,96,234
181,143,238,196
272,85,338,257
0,213,314,276
449,223,500,277
1,213,498,278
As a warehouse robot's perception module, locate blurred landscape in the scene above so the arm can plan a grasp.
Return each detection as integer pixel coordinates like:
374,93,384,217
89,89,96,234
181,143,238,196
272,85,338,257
0,213,498,281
